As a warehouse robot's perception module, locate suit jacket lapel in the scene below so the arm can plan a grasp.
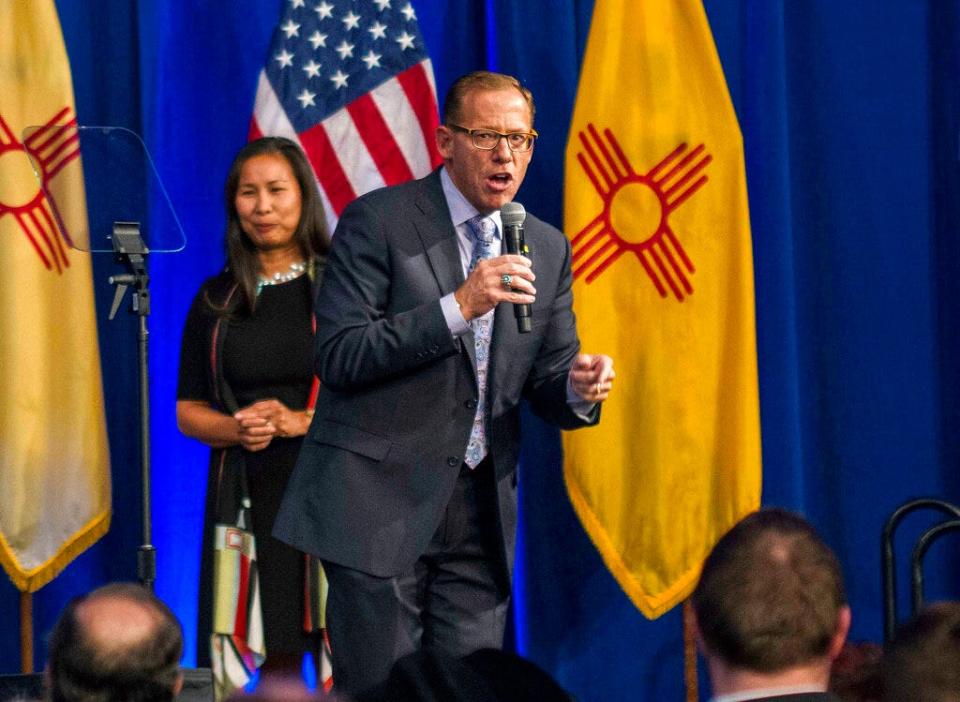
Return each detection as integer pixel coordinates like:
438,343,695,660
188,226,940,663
489,300,514,399
412,170,463,298
412,171,477,371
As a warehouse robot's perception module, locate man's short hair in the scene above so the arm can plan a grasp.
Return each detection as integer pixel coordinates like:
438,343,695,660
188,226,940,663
691,508,847,672
442,71,536,126
882,601,960,702
47,582,183,702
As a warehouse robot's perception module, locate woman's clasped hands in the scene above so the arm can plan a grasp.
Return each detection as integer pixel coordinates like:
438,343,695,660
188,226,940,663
234,399,309,451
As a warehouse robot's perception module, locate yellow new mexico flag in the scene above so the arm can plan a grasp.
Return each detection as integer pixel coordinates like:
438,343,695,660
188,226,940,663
562,0,761,618
0,1,111,592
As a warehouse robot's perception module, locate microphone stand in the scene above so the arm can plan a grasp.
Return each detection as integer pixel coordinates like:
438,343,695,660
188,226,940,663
107,222,156,590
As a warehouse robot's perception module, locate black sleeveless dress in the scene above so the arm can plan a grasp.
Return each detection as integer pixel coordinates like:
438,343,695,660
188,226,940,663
177,272,316,666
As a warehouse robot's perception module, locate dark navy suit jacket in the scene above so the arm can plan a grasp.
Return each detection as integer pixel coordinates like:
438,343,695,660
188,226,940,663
274,169,598,578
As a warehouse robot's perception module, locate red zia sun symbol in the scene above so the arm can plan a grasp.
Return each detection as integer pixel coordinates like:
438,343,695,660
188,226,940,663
0,108,80,273
571,124,712,301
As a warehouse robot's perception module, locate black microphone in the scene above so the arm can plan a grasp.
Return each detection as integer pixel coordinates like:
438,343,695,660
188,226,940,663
501,202,532,333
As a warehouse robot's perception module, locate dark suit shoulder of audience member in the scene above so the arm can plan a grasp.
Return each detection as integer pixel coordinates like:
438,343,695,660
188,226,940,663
881,600,960,702
829,641,882,702
353,648,574,702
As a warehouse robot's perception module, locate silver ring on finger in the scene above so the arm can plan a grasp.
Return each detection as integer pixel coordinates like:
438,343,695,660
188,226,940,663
501,273,513,290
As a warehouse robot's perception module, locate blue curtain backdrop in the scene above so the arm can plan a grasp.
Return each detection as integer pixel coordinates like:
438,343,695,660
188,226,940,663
2,2,959,700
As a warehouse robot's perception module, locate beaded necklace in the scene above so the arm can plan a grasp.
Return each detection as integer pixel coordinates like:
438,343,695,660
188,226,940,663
255,260,307,296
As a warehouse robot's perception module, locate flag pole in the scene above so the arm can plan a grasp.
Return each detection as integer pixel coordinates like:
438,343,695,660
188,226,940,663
20,591,34,673
683,600,698,702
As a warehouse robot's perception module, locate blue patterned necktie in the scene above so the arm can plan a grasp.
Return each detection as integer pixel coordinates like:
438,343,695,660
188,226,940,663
464,215,496,468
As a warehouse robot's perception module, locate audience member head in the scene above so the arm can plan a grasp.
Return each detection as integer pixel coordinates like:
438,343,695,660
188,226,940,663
222,136,329,313
224,675,330,702
354,648,572,702
882,601,960,702
691,507,851,695
47,582,183,702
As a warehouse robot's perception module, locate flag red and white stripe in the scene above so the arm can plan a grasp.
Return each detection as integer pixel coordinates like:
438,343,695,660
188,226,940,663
250,1,441,235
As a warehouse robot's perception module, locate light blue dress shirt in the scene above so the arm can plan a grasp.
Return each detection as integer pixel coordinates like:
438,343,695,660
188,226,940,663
435,167,594,415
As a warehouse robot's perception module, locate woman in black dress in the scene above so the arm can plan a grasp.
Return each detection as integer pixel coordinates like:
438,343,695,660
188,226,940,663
176,137,329,686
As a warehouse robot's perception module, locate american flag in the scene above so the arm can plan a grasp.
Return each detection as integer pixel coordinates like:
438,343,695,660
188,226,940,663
250,0,442,234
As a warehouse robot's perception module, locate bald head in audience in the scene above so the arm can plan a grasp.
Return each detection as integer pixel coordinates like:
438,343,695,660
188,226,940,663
47,582,183,702
691,508,851,701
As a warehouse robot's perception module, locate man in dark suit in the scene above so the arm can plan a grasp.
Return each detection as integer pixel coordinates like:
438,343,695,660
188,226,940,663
691,508,851,702
274,71,614,693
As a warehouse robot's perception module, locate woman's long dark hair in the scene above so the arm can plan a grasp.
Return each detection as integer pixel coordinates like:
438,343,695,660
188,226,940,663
215,136,330,315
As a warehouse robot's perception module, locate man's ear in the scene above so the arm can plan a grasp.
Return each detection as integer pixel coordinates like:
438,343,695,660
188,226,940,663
828,605,852,660
436,124,453,159
173,671,184,697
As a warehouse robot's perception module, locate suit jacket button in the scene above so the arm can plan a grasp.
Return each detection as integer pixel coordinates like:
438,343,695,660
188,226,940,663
447,456,460,467
465,399,477,410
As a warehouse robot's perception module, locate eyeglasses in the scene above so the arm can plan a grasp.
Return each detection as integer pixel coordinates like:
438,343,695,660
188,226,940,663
446,123,538,152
